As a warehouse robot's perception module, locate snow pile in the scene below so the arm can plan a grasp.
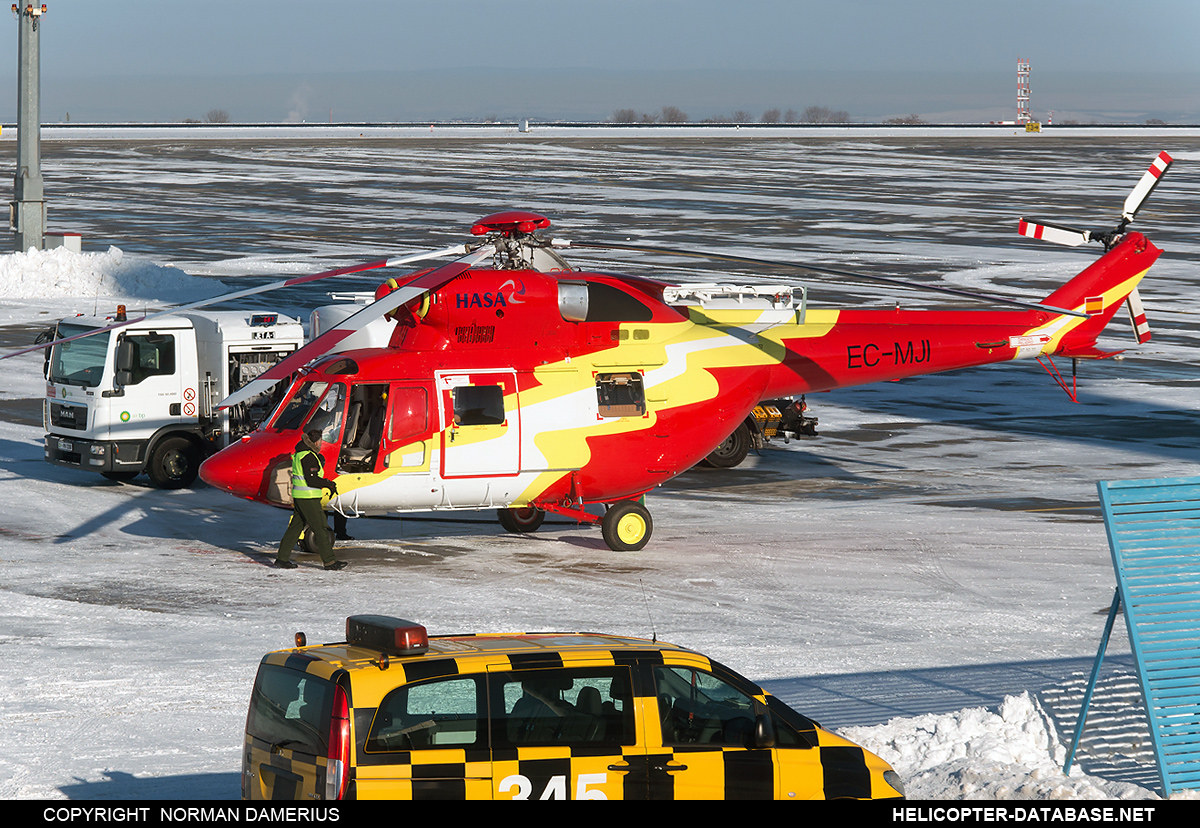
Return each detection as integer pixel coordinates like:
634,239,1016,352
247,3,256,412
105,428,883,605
843,694,1160,800
0,246,223,302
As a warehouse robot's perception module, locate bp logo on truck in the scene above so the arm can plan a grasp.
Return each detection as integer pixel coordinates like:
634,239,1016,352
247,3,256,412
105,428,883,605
120,411,131,422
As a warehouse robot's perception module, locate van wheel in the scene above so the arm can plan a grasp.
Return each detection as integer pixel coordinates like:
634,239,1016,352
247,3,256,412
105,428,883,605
498,506,546,533
702,422,750,468
146,436,200,489
601,501,653,552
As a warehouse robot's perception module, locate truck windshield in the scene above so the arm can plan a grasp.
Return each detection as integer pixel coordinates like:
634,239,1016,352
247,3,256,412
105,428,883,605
49,324,110,388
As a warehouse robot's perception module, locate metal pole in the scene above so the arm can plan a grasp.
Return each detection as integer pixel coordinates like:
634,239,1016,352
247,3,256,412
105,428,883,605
12,4,47,251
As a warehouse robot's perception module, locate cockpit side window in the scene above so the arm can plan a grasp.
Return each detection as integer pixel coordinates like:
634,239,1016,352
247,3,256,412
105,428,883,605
303,383,346,444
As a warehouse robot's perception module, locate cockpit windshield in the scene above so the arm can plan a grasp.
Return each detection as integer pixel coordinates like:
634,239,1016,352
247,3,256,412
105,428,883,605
49,324,110,388
273,380,346,444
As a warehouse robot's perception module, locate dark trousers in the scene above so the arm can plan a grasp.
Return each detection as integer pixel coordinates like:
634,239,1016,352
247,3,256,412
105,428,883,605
277,497,335,565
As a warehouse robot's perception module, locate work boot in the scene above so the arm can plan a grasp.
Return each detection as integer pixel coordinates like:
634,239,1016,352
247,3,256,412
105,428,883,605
273,559,298,569
323,560,348,571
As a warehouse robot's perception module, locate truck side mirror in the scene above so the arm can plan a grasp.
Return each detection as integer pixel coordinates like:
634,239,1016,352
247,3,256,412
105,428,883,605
115,339,136,386
37,325,56,379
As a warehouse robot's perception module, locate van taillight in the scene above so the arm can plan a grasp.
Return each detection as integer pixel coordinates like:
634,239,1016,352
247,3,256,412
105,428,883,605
325,685,350,800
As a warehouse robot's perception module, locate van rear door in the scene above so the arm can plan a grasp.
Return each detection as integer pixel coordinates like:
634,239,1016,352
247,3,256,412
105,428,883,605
243,662,337,800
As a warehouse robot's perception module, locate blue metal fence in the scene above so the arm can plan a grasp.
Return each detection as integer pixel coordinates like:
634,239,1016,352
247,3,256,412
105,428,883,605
1066,476,1200,796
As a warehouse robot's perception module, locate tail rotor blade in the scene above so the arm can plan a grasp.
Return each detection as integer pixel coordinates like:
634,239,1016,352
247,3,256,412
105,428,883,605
1018,218,1093,247
1123,150,1173,223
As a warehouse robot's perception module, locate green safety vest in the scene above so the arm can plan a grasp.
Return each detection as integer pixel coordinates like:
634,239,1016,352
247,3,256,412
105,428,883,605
290,449,325,500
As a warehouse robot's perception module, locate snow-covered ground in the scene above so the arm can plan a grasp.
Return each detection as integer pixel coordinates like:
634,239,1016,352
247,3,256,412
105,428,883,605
1,135,1198,800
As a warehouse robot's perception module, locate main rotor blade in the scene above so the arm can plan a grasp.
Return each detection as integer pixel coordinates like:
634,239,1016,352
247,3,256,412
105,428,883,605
0,245,467,362
216,245,495,410
560,240,1087,319
1123,150,1172,223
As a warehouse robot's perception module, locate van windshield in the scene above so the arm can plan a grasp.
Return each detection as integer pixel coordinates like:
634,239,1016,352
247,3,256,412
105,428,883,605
245,664,335,756
49,324,110,388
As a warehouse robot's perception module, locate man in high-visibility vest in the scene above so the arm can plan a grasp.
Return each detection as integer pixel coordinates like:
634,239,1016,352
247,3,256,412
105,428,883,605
274,428,347,570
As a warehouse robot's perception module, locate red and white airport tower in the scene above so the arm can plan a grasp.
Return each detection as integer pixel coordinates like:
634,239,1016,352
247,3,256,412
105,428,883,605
1017,58,1031,125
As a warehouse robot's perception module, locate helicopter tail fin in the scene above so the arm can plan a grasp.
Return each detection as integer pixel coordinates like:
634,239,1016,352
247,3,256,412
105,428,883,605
1040,231,1161,358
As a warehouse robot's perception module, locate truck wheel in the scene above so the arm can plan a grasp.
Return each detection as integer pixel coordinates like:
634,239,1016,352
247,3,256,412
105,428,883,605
146,436,200,489
498,506,545,533
601,501,653,552
702,422,750,468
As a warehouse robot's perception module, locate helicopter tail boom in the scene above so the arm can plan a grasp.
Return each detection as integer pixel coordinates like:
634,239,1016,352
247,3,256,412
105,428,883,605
1040,230,1160,357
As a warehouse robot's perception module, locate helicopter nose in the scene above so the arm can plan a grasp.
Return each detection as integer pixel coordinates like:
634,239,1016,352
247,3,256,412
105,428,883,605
199,441,259,498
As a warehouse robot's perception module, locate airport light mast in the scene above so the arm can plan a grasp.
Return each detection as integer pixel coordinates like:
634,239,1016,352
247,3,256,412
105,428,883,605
1017,58,1031,126
11,3,47,252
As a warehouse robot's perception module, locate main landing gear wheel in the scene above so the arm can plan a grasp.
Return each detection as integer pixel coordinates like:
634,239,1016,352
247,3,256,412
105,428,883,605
301,524,336,556
601,501,653,552
497,506,546,533
702,422,750,468
146,436,201,489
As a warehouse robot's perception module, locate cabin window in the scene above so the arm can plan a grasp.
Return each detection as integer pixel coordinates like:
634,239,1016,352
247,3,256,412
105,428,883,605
388,386,428,445
452,385,505,426
595,372,645,418
586,283,653,323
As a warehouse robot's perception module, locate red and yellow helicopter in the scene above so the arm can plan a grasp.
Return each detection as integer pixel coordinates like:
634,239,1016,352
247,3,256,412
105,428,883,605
191,151,1173,551
7,152,1172,552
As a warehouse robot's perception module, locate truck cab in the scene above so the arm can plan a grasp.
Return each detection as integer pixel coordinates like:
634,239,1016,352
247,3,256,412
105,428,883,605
44,309,303,488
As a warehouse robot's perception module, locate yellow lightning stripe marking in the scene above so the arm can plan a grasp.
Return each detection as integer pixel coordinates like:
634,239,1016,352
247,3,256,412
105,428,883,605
1020,267,1150,356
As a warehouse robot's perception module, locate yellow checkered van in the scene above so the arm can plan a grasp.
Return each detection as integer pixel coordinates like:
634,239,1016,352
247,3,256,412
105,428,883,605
242,615,904,800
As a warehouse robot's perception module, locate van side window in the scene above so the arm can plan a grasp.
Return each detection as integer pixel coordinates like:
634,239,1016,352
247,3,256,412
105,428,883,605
491,667,635,748
366,676,484,752
653,666,763,748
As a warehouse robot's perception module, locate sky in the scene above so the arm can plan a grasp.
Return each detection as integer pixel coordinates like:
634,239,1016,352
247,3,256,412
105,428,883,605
0,0,1197,123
